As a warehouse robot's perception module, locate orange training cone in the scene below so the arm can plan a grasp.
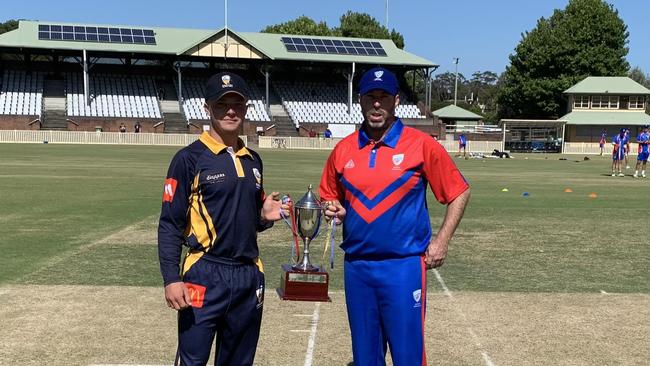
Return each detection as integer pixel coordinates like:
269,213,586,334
588,192,598,199
564,188,573,193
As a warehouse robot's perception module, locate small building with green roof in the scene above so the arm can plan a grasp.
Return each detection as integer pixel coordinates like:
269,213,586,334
432,104,483,126
561,76,650,142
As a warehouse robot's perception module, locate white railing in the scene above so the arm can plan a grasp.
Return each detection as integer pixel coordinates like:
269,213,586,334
438,140,503,153
259,136,342,150
563,142,638,155
259,136,504,153
0,130,248,147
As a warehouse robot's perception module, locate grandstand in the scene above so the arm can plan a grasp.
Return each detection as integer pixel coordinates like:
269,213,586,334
66,73,161,119
0,70,43,116
0,20,437,136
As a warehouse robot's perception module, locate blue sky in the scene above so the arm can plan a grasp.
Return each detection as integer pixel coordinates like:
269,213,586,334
3,0,648,77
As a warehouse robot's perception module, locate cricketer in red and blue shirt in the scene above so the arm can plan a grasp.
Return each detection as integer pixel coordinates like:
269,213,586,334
320,67,471,366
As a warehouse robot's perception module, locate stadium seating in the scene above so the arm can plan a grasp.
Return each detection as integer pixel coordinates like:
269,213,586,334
177,77,270,122
0,70,44,116
274,80,424,126
66,73,162,119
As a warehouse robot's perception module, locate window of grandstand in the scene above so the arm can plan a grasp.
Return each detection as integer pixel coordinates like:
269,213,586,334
591,95,619,109
573,95,589,109
628,96,645,109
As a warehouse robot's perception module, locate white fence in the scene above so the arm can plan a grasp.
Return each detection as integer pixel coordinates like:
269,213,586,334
0,130,248,147
258,136,342,150
5,130,638,156
563,142,639,155
259,136,505,153
438,140,504,153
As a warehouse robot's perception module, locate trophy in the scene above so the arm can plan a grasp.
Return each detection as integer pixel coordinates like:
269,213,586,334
277,185,330,302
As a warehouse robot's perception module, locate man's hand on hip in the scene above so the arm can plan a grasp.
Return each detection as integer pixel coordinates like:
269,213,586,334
164,282,192,310
424,237,448,269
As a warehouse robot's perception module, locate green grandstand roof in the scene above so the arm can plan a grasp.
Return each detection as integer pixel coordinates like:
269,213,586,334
564,77,650,95
0,20,436,67
236,32,435,67
432,105,483,120
0,20,214,55
559,110,650,125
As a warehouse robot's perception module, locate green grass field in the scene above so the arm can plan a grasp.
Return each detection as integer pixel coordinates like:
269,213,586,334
0,143,649,365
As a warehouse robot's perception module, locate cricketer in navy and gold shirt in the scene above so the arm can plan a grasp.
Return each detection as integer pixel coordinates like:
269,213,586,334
158,132,268,285
157,72,286,366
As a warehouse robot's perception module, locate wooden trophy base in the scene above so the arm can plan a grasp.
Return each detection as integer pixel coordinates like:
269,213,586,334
277,264,330,302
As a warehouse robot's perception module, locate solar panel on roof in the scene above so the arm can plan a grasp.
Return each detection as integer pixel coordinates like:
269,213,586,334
37,24,157,45
281,37,387,57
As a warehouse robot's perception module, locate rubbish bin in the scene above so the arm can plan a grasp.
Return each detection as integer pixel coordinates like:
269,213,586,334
95,126,103,132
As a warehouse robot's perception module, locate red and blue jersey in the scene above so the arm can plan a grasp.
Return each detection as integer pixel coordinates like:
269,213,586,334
319,119,469,259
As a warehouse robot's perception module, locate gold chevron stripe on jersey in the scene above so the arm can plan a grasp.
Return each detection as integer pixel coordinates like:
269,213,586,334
183,173,218,275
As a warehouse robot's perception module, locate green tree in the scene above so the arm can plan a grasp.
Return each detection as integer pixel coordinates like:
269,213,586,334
262,12,405,49
497,0,629,119
0,19,19,34
335,11,404,49
628,66,650,88
261,16,332,36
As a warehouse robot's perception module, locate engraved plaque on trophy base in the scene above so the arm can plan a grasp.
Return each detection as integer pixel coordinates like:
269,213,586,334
277,264,330,302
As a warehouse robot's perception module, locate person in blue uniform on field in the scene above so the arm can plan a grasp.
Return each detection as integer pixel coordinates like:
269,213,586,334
158,72,288,366
458,133,468,159
634,125,650,178
599,130,607,156
319,67,471,366
624,128,632,169
612,128,627,177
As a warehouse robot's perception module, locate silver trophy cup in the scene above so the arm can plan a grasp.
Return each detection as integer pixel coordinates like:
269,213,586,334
293,185,323,272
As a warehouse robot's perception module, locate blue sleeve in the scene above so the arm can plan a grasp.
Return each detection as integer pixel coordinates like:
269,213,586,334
157,150,194,286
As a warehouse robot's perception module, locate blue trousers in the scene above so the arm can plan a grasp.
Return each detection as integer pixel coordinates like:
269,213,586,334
344,255,427,366
176,256,264,366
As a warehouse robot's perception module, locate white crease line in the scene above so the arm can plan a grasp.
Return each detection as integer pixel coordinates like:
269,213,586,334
89,364,171,366
293,314,313,317
433,269,496,366
303,302,321,366
290,329,311,333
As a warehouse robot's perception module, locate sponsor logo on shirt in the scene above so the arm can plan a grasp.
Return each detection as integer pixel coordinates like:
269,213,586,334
345,159,355,169
185,282,206,308
162,178,178,202
206,173,226,182
412,289,422,308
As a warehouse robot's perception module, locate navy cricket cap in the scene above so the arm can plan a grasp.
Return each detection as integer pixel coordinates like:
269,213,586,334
204,72,250,103
358,67,399,96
